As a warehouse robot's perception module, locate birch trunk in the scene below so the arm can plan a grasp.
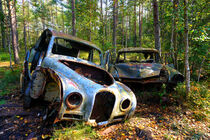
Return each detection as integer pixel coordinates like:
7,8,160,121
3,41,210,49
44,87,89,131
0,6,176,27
184,0,190,97
72,0,76,36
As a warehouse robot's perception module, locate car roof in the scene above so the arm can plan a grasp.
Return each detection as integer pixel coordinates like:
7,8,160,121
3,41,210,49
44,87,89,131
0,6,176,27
45,28,101,52
118,47,159,53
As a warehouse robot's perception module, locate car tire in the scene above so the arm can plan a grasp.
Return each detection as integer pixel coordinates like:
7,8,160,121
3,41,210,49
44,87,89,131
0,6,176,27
23,95,32,109
166,83,175,92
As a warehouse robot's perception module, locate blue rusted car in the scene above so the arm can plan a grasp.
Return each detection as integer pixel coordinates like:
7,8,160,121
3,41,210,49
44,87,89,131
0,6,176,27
20,29,136,126
105,48,184,91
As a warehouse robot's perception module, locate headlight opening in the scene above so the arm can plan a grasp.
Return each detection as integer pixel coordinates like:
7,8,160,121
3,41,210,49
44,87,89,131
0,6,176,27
120,98,131,111
65,92,83,109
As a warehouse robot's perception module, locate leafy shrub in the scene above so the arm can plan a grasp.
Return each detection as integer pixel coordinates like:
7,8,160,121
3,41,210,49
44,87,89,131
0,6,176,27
188,82,209,109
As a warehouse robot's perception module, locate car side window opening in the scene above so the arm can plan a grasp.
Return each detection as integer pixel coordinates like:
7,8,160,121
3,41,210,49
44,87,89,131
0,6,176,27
92,49,101,65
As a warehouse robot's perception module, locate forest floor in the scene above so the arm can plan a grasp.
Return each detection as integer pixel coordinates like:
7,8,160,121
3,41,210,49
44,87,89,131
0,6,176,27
0,89,209,139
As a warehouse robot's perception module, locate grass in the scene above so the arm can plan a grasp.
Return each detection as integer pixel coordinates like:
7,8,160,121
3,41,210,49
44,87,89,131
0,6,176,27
52,121,98,140
0,100,6,105
0,52,12,62
0,65,21,96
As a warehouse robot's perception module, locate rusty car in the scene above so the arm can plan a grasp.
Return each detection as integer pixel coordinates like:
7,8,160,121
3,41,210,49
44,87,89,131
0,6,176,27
105,48,184,91
20,29,136,126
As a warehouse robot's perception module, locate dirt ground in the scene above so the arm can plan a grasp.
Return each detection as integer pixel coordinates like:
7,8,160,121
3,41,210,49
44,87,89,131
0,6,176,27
0,89,209,139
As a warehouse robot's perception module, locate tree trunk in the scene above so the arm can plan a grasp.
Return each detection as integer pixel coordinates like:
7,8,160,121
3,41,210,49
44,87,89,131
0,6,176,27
105,0,108,39
27,1,31,46
13,0,18,51
0,0,6,50
7,0,19,64
62,6,65,32
22,0,27,53
133,0,137,47
113,0,118,56
89,0,92,41
138,2,142,48
121,0,124,47
100,0,104,46
7,27,13,70
153,0,161,61
173,0,178,69
197,57,205,82
184,0,190,97
71,0,76,36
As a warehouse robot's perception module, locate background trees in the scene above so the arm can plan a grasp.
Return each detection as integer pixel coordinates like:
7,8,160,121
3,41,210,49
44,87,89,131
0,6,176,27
0,0,209,93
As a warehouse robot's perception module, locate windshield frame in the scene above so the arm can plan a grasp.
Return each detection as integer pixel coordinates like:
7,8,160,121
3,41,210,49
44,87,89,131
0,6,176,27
48,37,103,66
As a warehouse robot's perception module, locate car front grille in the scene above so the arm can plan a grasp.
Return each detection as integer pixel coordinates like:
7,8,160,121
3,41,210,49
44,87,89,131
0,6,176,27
90,92,115,123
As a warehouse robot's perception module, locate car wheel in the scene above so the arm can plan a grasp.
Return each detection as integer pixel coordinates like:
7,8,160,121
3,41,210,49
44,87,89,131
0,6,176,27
23,81,32,109
166,83,176,92
23,95,32,109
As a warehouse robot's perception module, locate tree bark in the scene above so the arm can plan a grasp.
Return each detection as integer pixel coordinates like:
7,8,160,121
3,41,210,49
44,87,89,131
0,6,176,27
7,0,19,64
71,0,76,36
121,0,124,47
173,0,178,69
7,26,13,70
27,1,31,46
0,0,6,50
113,0,118,56
184,0,190,97
153,0,161,61
89,0,92,41
138,2,142,48
100,0,104,46
62,6,65,32
133,0,137,47
22,0,27,53
13,0,18,51
105,0,108,38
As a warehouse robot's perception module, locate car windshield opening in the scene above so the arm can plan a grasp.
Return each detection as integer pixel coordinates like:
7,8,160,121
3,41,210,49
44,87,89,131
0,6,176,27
117,52,157,63
52,38,101,65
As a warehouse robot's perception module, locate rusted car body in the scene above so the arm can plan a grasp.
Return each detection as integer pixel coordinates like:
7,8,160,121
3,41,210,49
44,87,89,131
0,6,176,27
20,29,136,126
106,48,184,90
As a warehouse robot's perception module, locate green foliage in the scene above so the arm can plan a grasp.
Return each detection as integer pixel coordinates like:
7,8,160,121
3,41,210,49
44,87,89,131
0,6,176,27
0,52,12,62
175,82,209,111
0,100,6,105
52,122,98,139
0,66,21,96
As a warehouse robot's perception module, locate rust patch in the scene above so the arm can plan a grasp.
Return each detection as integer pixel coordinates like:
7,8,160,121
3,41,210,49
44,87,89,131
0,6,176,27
60,60,114,86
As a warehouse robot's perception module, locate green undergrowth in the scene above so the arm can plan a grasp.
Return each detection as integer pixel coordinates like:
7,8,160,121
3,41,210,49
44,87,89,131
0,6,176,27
0,52,12,62
0,65,21,96
52,121,98,140
175,82,209,121
137,82,209,122
0,49,26,62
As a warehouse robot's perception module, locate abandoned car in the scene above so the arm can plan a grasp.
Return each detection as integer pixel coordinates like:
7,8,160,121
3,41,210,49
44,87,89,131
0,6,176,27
105,48,184,91
20,29,136,126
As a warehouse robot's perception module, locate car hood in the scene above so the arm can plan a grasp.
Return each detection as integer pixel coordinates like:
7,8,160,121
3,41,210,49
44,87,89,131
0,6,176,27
114,63,164,79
